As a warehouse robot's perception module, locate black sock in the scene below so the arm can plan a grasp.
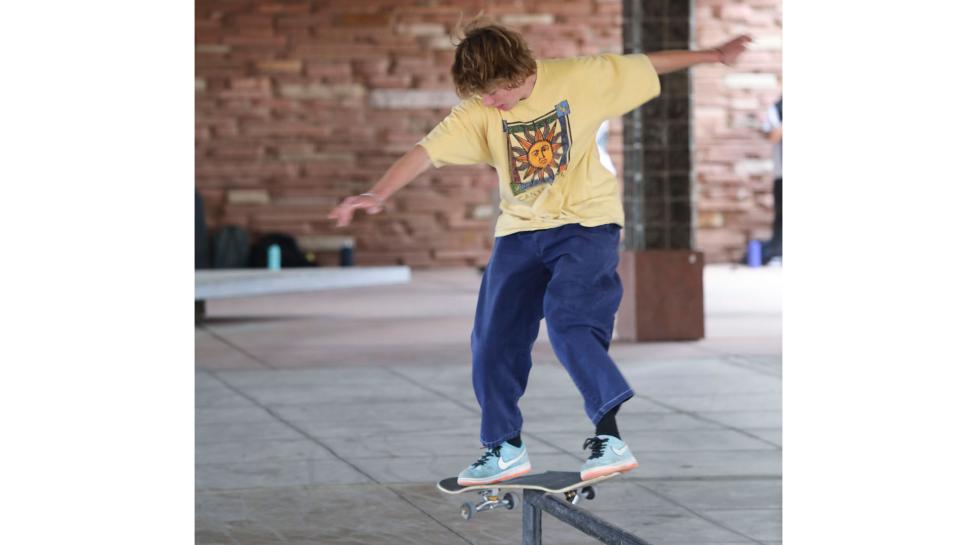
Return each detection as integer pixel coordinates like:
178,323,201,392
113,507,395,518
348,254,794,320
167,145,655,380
506,433,522,448
595,405,621,439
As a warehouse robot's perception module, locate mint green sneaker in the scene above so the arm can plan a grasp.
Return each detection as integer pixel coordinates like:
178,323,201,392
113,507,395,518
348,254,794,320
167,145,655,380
580,435,638,481
457,442,532,486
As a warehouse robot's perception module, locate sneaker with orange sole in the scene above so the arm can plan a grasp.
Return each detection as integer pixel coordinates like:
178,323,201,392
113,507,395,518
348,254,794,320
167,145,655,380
580,435,638,481
457,442,532,486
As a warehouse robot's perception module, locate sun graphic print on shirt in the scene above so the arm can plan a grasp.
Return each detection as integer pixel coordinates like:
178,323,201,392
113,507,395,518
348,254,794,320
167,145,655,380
503,100,572,198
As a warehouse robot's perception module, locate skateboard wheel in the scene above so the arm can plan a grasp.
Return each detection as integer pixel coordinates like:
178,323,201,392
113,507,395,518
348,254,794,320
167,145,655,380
503,492,518,510
461,501,475,520
582,486,596,500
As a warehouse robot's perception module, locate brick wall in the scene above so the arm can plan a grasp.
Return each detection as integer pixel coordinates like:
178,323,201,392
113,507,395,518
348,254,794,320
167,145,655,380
196,0,625,268
196,0,780,267
693,0,782,262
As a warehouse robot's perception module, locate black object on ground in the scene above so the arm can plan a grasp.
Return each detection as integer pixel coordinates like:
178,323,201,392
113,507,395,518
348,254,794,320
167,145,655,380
248,233,315,268
211,226,250,269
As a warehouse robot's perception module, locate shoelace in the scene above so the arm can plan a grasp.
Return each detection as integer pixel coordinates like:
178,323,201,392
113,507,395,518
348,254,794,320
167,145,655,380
583,436,608,460
471,446,502,468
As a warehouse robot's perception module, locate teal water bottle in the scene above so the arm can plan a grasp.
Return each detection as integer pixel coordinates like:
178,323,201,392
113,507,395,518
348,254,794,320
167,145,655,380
268,244,281,271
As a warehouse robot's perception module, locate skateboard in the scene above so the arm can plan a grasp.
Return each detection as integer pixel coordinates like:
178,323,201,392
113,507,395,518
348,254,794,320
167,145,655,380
437,471,620,520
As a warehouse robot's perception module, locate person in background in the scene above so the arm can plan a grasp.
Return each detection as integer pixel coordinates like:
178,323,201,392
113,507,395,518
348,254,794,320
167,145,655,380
595,120,616,176
762,97,782,264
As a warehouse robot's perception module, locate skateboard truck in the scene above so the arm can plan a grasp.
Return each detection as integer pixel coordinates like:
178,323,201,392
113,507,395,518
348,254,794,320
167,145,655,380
563,485,596,505
460,488,519,520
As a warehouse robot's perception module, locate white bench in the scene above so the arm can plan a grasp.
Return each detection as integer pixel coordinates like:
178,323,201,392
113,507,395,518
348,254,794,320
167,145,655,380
195,266,411,322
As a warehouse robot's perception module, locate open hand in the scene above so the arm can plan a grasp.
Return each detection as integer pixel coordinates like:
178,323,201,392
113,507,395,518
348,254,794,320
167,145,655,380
327,194,384,227
714,35,752,65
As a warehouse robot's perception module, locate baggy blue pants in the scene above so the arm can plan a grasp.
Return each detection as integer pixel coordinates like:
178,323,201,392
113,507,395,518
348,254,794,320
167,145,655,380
471,223,634,447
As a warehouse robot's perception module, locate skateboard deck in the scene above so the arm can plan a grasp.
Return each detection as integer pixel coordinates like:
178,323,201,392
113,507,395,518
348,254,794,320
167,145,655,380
437,471,621,520
437,470,620,495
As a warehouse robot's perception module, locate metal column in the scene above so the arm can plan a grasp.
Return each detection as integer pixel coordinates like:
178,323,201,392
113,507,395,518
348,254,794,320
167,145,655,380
522,490,543,545
622,0,696,252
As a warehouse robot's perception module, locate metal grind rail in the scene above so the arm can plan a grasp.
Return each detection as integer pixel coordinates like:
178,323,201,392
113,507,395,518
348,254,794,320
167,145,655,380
521,490,651,545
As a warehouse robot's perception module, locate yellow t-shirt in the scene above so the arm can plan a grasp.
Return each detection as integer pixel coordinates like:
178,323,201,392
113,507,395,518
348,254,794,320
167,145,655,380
418,53,661,237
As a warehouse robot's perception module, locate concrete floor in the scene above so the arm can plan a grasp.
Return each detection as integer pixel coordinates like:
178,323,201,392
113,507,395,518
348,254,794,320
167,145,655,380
196,265,782,544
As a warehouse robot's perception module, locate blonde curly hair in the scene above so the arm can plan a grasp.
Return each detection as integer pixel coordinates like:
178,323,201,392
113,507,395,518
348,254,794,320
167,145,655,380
450,21,537,98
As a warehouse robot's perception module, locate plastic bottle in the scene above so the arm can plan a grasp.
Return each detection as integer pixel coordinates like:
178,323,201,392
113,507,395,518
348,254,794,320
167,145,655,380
268,244,282,271
340,240,354,267
747,240,762,268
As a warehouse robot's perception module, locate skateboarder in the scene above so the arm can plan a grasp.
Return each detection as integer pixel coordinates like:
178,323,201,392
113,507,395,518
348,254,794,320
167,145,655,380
328,22,750,486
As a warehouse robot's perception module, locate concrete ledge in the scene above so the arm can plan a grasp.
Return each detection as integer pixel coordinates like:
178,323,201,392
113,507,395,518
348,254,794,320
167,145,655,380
195,267,411,301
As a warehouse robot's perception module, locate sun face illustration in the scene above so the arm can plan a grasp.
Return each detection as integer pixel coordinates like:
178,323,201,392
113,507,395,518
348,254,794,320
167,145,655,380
504,101,572,197
512,122,565,184
528,140,553,168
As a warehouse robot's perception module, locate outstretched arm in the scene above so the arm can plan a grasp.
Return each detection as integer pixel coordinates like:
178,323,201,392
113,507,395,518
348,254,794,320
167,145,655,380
646,35,752,74
327,145,433,227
